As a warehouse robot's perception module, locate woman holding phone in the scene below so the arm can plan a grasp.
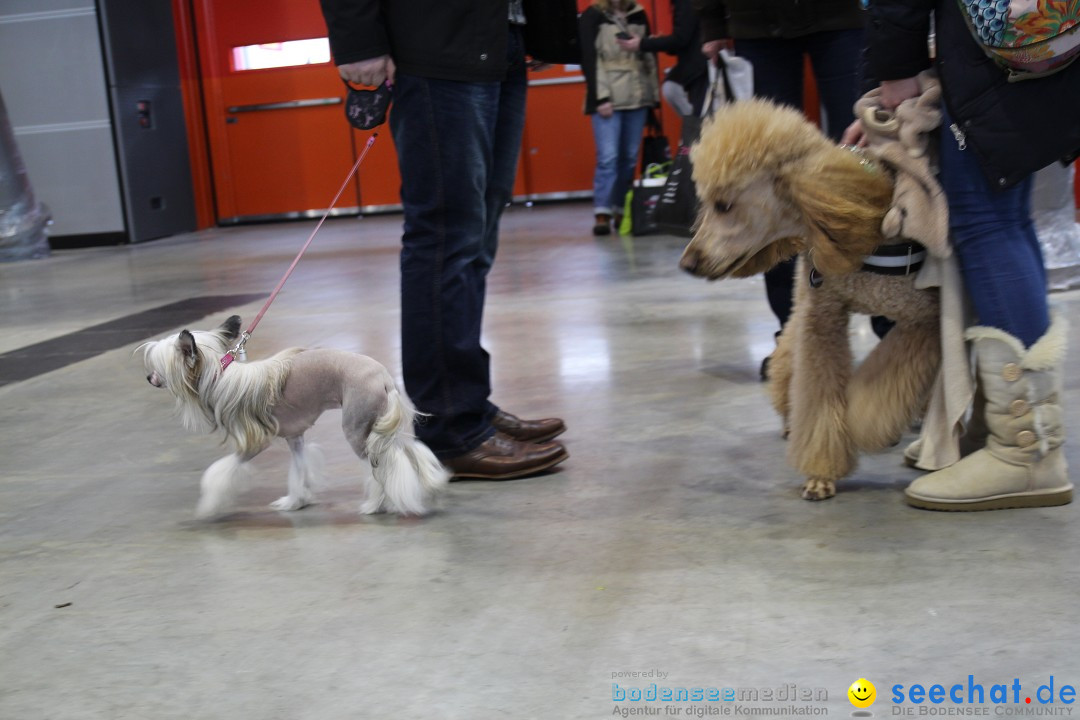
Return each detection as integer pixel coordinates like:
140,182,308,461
579,0,660,236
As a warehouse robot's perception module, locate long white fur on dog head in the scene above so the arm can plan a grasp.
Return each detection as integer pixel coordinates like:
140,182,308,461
140,316,247,433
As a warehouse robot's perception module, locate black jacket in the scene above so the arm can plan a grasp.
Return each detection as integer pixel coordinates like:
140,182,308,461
866,0,1080,189
639,0,707,91
320,0,579,83
692,0,865,41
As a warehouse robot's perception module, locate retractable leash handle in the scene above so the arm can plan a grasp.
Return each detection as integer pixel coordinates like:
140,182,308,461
220,133,379,371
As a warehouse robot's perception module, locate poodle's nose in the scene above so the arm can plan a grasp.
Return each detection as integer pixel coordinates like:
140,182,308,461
679,250,700,275
147,372,162,387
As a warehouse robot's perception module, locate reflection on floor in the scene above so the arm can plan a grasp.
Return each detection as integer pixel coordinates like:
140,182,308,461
1,202,1078,719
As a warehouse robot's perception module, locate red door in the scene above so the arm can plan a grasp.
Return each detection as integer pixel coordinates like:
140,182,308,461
193,0,398,223
519,65,596,199
189,0,655,221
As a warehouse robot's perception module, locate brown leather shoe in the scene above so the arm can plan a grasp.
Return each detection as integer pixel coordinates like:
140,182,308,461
445,432,568,480
491,409,566,443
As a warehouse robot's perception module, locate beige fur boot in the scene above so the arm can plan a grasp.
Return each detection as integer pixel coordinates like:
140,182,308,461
905,316,1073,511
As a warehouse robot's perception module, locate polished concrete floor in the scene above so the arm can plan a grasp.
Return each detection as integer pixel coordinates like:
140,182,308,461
1,202,1078,719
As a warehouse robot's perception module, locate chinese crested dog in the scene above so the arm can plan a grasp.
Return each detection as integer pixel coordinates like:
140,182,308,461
141,315,448,518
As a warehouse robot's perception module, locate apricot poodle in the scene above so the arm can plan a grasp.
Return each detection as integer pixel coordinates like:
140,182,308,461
680,98,941,500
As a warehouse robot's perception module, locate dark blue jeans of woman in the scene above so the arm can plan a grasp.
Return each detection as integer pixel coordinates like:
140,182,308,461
938,109,1049,347
734,29,865,330
388,27,527,458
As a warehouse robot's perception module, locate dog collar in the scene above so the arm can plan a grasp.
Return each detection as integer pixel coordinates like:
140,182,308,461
861,241,927,276
808,240,927,288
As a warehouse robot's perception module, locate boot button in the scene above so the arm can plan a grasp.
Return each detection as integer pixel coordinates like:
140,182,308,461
1001,363,1021,381
1010,399,1029,416
1016,430,1036,447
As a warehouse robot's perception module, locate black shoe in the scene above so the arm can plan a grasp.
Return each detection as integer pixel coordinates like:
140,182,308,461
593,213,612,236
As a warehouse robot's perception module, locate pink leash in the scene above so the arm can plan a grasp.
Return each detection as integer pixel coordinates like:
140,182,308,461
220,133,379,371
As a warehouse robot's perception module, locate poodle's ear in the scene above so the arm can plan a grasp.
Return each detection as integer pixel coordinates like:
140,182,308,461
782,148,893,276
218,315,242,340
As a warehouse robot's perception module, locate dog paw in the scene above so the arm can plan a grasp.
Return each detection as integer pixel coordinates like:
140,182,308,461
359,497,386,515
196,496,229,519
195,502,221,520
270,495,310,512
800,478,836,501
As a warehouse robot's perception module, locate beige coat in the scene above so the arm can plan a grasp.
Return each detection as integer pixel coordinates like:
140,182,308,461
579,4,660,113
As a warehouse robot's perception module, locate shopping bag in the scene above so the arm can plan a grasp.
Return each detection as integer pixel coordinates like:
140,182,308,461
653,144,698,237
629,162,670,236
703,49,753,115
640,110,671,175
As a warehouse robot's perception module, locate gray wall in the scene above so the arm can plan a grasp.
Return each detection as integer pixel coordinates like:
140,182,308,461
0,0,125,237
0,0,196,242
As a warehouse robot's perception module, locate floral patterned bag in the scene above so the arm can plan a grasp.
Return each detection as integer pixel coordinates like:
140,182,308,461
957,0,1080,80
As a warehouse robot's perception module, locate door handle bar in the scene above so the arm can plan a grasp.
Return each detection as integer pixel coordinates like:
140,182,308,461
226,97,342,113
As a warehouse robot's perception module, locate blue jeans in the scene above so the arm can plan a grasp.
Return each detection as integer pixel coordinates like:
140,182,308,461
735,29,865,329
591,107,649,214
388,26,527,458
938,109,1049,347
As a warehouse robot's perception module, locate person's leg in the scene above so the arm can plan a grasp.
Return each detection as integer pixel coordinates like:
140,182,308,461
764,259,798,328
390,72,498,459
662,79,693,118
464,28,569,450
731,38,804,109
685,74,710,119
591,113,620,220
611,107,649,213
803,28,864,141
478,24,527,277
476,24,528,424
938,110,1049,345
805,27,894,338
733,39,805,334
903,109,1065,511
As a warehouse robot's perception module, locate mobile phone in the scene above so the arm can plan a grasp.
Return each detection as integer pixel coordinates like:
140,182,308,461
616,31,632,40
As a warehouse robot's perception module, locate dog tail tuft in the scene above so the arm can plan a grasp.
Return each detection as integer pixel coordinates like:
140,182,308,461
365,388,449,515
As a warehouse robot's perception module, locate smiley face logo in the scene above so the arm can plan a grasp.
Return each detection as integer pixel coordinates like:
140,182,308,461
848,678,876,708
